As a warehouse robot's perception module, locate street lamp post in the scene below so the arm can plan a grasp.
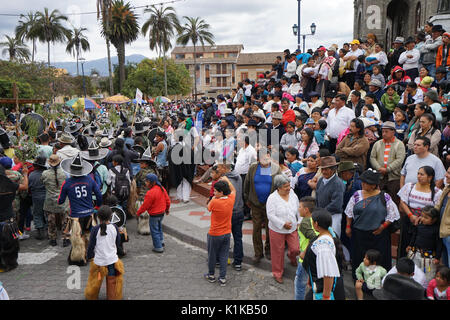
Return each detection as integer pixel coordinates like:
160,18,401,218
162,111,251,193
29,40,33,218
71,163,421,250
79,58,87,98
297,0,301,51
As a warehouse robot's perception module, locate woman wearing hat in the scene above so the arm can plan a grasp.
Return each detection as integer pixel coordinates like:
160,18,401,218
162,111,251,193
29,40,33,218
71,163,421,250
41,154,70,247
28,156,48,240
345,169,400,279
336,118,370,169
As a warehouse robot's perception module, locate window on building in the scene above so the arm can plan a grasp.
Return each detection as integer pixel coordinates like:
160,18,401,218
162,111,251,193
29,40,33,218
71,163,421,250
222,77,227,87
228,52,238,58
241,72,248,82
232,64,235,84
176,54,185,59
216,77,222,87
196,64,200,86
205,64,210,85
196,53,203,58
222,64,227,74
415,2,422,31
214,53,225,58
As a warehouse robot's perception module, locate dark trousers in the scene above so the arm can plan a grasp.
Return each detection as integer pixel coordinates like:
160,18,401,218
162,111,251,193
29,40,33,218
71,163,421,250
207,233,231,279
344,72,356,90
240,174,251,217
232,213,244,264
18,196,33,232
329,138,338,154
250,204,270,257
379,177,401,206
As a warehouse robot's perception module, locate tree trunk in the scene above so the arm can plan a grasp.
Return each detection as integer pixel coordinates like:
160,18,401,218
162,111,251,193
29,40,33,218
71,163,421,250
105,15,114,95
117,41,126,92
76,51,79,77
47,41,50,67
164,53,168,97
193,44,197,100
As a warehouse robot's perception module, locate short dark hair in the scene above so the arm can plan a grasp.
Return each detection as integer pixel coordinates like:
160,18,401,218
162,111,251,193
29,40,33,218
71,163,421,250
436,265,450,284
318,119,327,130
285,147,299,159
299,196,316,213
335,93,347,102
39,133,50,143
112,154,124,165
213,180,231,195
396,257,415,275
365,249,382,265
415,136,431,149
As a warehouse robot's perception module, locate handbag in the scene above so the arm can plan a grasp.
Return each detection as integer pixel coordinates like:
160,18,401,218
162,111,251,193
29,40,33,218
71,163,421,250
309,269,336,300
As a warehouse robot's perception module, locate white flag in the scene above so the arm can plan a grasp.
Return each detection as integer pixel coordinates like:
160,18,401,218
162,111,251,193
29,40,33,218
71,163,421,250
135,88,143,105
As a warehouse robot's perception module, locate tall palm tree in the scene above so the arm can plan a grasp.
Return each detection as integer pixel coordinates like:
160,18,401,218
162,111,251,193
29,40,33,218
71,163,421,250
0,35,31,62
176,17,215,100
142,5,179,97
15,12,39,63
102,0,139,92
66,27,90,76
35,8,71,67
97,0,114,95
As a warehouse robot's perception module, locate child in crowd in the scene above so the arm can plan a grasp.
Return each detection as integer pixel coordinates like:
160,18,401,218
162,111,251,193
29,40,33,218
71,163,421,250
310,108,323,124
406,205,442,284
381,85,400,113
371,65,385,89
355,249,387,300
426,266,450,300
285,147,303,176
314,120,328,148
355,55,366,82
85,205,124,300
394,109,408,141
295,196,319,300
419,76,434,94
207,165,221,205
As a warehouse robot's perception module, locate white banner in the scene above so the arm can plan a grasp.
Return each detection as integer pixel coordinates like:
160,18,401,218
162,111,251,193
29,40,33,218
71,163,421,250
135,88,143,105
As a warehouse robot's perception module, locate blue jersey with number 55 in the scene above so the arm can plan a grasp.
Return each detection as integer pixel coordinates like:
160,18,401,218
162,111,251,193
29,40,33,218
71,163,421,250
58,175,103,218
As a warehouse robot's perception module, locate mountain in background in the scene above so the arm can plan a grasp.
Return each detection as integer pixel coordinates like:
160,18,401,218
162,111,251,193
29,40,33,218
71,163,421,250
52,54,148,76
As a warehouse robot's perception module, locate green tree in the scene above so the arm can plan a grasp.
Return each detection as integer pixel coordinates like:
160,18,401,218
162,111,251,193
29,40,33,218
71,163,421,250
97,0,114,95
66,27,90,76
122,58,190,98
15,12,39,63
176,16,215,100
35,8,71,67
142,5,179,97
102,0,139,92
0,35,31,62
112,62,137,94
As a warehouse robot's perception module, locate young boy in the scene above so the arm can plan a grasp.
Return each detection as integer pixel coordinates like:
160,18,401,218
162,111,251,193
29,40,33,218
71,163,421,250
355,249,387,300
381,85,401,113
295,196,319,300
207,165,221,205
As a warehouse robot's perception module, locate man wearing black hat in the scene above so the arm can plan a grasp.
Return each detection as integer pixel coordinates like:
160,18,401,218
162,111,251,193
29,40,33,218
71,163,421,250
28,156,48,240
421,24,444,78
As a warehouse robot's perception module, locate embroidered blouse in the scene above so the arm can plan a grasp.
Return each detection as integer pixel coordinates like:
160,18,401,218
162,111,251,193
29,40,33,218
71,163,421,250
345,190,400,223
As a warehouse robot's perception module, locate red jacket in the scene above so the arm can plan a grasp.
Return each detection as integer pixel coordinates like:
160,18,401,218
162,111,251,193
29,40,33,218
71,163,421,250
281,109,296,128
136,185,170,217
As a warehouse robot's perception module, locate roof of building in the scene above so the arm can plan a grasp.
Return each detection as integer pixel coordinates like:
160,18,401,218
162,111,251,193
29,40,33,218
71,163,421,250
237,52,284,66
171,44,244,54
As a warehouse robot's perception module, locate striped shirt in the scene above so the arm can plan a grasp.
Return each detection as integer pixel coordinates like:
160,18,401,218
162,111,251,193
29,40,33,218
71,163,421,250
383,143,391,168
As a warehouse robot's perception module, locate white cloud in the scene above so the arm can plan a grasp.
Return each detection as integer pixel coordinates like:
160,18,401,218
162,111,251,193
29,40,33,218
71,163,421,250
0,0,354,63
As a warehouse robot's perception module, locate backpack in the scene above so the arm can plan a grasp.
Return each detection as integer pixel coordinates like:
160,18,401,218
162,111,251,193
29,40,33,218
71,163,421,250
111,166,130,201
89,164,103,191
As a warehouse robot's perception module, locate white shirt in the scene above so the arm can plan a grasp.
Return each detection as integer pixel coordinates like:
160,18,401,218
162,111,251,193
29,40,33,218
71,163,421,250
400,89,424,105
398,49,421,71
326,106,356,139
285,60,297,78
311,234,340,279
107,165,131,190
93,224,119,267
218,102,227,117
234,144,257,175
383,266,428,288
344,48,365,73
266,189,300,234
401,153,446,185
288,82,302,96
368,51,388,66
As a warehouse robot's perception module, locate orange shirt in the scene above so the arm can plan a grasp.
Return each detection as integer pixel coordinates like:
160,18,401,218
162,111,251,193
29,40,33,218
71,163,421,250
207,193,235,236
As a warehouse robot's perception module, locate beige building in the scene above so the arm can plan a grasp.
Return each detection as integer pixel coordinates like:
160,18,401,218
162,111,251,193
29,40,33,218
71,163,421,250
237,52,283,82
171,44,244,97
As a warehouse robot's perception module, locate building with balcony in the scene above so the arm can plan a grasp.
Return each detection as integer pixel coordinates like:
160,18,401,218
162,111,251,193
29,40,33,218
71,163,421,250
236,52,283,83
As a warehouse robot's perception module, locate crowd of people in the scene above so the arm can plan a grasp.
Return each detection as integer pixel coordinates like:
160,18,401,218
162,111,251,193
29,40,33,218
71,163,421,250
2,22,450,300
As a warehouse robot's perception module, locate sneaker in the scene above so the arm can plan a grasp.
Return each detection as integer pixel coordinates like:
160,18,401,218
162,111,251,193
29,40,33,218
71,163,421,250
152,247,164,253
62,239,71,247
18,233,30,240
218,278,227,286
204,274,216,283
49,239,57,246
232,263,242,271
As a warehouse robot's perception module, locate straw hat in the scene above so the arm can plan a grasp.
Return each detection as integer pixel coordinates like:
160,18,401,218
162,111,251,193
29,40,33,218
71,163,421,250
48,154,61,167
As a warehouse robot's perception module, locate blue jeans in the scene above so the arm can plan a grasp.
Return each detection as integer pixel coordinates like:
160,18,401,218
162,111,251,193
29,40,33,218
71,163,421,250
443,236,450,267
207,233,230,279
294,262,308,300
32,198,47,230
232,213,244,265
149,215,164,250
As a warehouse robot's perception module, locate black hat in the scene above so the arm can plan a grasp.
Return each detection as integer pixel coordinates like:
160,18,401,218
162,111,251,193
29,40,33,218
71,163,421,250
80,140,109,161
404,36,415,45
61,153,93,177
372,274,425,300
247,119,258,127
82,122,99,137
137,146,157,165
310,91,320,97
100,128,113,138
432,25,445,33
64,121,83,134
359,168,381,185
133,118,146,134
33,155,48,169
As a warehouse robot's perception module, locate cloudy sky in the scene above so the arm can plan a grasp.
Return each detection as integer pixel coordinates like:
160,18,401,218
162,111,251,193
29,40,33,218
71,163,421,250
0,0,354,63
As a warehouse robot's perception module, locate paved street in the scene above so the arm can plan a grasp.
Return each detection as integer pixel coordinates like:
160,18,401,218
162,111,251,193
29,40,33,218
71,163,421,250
0,214,294,300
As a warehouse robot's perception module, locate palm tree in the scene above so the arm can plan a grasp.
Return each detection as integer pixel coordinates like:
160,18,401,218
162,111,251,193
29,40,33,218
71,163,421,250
15,12,39,63
142,5,179,97
102,0,139,92
0,35,31,62
66,27,90,76
34,8,71,67
97,0,114,95
176,17,215,100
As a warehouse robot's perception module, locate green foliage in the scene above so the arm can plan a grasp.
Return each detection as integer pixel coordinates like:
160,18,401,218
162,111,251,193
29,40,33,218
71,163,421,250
122,58,191,98
0,78,34,98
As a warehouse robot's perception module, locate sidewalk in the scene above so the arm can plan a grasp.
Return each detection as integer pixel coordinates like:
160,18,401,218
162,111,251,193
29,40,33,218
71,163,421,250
162,184,361,299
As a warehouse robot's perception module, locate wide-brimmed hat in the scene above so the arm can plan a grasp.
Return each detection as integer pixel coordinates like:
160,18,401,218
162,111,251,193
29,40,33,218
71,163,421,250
247,119,259,127
369,79,382,87
33,155,48,169
381,121,396,130
393,36,405,44
58,132,75,144
359,168,381,185
81,140,109,161
319,156,338,169
82,122,99,136
47,154,61,167
224,108,233,115
133,118,146,134
424,90,440,102
252,110,266,120
99,137,112,148
432,25,445,33
337,161,356,173
373,274,425,300
136,146,157,166
100,128,113,138
272,111,283,120
64,121,83,134
61,153,93,177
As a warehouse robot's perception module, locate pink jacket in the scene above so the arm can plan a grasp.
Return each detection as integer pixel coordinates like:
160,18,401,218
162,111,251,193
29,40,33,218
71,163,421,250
426,279,450,300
